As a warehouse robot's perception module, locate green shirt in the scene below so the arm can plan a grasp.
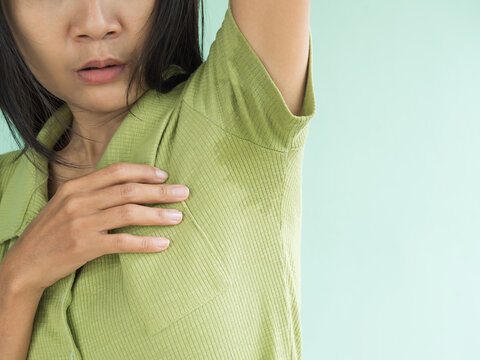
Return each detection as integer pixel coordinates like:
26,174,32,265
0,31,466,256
0,2,316,359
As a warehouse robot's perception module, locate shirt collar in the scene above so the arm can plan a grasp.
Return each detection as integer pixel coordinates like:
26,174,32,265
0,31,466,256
0,79,185,245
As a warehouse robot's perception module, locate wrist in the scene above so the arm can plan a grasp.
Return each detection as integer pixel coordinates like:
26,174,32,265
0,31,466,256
0,258,45,301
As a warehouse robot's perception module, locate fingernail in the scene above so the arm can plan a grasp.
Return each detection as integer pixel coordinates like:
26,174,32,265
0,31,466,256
171,186,189,197
154,238,170,250
156,169,168,180
167,209,183,221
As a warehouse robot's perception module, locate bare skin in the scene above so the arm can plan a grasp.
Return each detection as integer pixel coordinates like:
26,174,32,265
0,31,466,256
48,149,95,200
2,0,156,164
0,1,190,358
0,163,190,360
48,162,75,201
5,162,190,295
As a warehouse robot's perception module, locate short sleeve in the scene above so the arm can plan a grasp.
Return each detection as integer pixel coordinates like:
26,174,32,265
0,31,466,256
183,1,316,152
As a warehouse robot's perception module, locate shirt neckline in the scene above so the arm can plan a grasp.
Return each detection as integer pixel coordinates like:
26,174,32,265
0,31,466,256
0,77,187,245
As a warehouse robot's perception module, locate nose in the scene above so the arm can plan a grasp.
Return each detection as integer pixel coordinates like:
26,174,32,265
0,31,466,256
70,0,121,42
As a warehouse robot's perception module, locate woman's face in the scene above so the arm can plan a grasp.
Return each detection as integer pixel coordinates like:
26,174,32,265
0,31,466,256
3,0,155,114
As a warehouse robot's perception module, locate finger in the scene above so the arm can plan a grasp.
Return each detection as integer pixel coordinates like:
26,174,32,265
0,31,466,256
62,163,168,194
88,182,190,211
88,203,184,232
97,233,170,255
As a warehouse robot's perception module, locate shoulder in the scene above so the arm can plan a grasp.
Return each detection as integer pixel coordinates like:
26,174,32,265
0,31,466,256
0,149,23,199
0,149,22,169
179,2,316,152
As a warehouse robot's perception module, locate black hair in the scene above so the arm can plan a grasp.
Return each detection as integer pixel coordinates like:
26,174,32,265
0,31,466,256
0,0,205,175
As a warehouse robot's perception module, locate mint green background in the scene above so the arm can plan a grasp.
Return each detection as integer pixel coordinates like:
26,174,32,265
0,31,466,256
2,1,479,359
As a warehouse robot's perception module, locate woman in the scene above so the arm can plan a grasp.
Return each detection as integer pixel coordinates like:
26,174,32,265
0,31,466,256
0,0,316,358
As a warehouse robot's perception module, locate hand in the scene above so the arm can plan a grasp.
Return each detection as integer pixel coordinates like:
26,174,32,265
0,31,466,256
0,162,189,295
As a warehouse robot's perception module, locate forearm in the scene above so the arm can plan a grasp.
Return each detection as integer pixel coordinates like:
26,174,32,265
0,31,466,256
0,262,43,360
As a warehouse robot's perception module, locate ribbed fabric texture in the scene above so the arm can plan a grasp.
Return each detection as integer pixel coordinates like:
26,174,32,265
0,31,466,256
0,2,316,359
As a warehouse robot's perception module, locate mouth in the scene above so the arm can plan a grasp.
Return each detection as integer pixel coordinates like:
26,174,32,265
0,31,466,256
78,57,126,71
76,64,127,85
82,64,118,71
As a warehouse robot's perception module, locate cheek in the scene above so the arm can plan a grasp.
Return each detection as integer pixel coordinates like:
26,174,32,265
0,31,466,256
31,53,67,96
125,0,156,38
24,37,67,97
10,14,67,93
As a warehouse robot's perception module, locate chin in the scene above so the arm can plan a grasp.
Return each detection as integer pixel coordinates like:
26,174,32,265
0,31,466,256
77,85,136,111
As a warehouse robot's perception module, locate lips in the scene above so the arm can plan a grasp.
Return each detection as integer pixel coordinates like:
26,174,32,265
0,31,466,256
76,64,127,84
77,58,125,71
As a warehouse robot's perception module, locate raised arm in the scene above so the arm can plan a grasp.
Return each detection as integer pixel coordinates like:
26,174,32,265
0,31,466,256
229,0,312,116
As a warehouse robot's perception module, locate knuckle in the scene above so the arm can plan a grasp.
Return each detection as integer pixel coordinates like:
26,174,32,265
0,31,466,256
141,237,149,251
108,162,127,178
157,185,167,198
157,208,168,220
63,194,82,215
114,234,124,252
119,183,137,199
119,204,137,220
58,180,74,195
114,233,129,252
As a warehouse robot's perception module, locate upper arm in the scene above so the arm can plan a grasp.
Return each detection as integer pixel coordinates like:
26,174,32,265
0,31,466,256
229,0,312,116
